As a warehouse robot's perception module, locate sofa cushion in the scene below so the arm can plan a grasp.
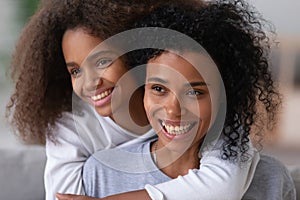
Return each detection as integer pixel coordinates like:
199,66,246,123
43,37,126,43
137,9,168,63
0,146,46,200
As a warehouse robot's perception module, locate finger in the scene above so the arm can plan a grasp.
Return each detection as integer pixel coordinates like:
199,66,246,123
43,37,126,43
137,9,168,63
56,193,74,200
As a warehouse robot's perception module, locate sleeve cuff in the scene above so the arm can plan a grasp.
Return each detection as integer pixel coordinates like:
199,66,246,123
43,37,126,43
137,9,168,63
145,184,165,200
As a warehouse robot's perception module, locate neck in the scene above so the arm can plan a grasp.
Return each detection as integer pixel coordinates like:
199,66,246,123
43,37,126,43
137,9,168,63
151,140,200,178
112,88,150,135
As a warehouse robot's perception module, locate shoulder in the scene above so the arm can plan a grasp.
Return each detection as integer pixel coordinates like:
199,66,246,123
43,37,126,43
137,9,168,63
86,140,153,173
53,95,97,134
49,95,108,153
243,154,296,200
255,154,295,188
256,154,292,178
90,140,150,162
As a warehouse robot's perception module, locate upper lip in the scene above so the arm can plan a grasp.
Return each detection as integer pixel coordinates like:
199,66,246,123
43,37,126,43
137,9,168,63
83,87,113,98
160,119,196,126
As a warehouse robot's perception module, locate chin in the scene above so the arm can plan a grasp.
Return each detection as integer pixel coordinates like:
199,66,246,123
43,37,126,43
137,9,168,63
95,107,113,118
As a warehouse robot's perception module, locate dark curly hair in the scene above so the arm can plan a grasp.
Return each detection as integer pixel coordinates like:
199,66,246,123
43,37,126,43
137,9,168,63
127,0,282,161
6,0,204,145
6,0,136,145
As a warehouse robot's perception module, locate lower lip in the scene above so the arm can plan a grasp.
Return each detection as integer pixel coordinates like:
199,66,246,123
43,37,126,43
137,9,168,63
90,91,113,107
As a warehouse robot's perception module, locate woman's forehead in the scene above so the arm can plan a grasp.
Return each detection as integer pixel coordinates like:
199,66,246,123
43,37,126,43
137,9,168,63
147,51,217,81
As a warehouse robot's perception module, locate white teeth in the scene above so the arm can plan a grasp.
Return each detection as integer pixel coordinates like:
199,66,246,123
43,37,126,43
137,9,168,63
91,89,112,101
161,121,192,135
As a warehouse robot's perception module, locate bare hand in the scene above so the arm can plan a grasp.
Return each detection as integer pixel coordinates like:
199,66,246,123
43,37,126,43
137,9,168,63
56,193,100,200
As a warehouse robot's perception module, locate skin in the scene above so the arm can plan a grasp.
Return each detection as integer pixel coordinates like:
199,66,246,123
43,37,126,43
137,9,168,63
62,27,149,134
58,27,152,200
56,191,151,200
57,51,218,200
63,28,128,118
145,51,214,178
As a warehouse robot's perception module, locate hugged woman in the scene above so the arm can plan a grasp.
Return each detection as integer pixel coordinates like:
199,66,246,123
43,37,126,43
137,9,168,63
8,0,264,200
58,0,295,200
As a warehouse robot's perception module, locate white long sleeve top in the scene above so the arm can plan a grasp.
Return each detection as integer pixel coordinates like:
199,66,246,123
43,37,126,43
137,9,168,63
44,96,259,200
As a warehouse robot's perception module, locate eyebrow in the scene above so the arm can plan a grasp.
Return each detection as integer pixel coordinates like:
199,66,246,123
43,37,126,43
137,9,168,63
86,50,119,62
184,81,208,87
66,62,79,68
146,77,168,84
65,50,119,68
147,77,208,87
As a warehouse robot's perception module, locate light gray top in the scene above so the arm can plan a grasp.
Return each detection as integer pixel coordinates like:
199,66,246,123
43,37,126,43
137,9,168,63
83,140,296,200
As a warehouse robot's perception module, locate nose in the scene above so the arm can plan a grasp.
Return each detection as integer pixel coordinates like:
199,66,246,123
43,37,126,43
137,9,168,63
164,93,186,117
82,68,102,91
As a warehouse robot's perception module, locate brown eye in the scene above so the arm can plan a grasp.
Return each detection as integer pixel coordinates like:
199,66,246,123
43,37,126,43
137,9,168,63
186,89,204,96
152,85,166,93
70,68,81,77
96,58,113,68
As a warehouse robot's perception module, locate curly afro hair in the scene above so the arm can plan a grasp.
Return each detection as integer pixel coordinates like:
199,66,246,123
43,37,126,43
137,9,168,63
127,0,282,161
6,0,204,145
5,0,172,144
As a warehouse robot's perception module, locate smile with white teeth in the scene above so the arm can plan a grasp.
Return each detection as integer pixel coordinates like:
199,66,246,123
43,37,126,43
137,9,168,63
161,121,194,135
91,89,112,101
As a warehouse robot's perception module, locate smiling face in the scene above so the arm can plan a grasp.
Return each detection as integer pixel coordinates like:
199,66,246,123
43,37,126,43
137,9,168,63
62,28,128,117
144,51,218,154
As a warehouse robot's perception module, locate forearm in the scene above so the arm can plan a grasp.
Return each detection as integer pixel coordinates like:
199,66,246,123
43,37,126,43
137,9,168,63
102,190,151,200
146,150,260,200
45,117,91,200
45,141,87,199
56,190,151,200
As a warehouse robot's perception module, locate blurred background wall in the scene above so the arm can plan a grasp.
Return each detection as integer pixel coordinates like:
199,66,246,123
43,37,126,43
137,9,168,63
249,0,300,158
0,2,46,199
0,0,39,147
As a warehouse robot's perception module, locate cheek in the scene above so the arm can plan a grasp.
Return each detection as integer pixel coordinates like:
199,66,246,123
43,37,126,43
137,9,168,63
189,99,212,121
71,77,83,96
199,107,212,126
143,92,162,122
71,78,79,94
104,61,128,82
194,102,212,138
143,94,164,133
198,103,213,133
114,69,127,82
143,92,153,119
